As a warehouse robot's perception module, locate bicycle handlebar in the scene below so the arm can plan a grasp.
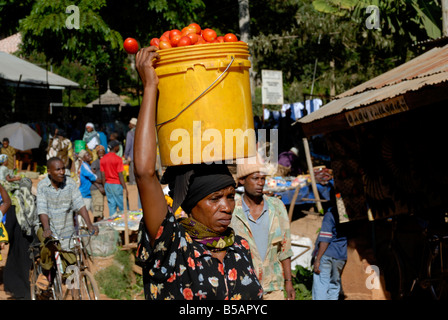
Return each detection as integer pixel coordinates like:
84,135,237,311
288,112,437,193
46,230,96,242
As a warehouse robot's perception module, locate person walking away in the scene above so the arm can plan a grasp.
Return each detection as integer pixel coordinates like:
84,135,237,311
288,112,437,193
108,132,123,157
124,118,137,185
1,138,16,171
100,140,128,218
312,202,347,300
231,155,296,300
90,146,106,222
78,149,101,223
35,157,98,290
2,179,39,300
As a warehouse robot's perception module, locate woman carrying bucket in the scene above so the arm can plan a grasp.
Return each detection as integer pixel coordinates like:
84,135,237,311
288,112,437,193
134,46,263,300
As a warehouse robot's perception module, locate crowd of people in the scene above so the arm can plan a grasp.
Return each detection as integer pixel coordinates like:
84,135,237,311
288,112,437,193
45,119,138,220
0,118,138,299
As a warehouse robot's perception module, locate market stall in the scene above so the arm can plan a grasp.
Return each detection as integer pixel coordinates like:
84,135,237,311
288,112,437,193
295,43,448,222
265,168,332,203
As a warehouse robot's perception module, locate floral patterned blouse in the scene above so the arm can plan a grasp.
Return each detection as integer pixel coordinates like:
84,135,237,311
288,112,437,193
136,211,264,300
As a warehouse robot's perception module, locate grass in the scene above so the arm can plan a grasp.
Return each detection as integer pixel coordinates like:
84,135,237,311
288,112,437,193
94,249,144,300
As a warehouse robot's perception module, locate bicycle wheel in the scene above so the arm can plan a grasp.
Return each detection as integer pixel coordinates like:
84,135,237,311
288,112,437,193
79,270,100,300
427,239,448,300
29,260,42,300
384,245,410,300
52,268,65,300
80,243,93,271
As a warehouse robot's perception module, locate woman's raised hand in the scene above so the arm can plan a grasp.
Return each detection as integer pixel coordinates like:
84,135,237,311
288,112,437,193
136,46,160,88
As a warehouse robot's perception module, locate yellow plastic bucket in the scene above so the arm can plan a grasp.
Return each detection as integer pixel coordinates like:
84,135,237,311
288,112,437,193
155,42,256,166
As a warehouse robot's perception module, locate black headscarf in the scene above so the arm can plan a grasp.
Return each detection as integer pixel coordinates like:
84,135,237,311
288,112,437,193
161,164,236,214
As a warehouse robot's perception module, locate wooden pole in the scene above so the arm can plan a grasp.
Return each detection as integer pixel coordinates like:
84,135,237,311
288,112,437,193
302,137,323,213
288,184,301,223
123,196,130,247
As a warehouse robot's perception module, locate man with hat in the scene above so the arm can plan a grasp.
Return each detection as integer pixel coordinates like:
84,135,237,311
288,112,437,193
231,155,295,300
100,139,128,217
124,117,137,185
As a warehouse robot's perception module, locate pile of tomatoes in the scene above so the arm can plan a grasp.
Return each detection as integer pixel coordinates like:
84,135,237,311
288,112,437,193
150,23,242,50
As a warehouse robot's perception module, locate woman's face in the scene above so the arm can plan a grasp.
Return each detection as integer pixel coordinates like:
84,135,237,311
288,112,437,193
190,185,236,234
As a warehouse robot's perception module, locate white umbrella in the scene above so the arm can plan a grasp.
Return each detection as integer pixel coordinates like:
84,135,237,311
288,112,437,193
0,122,42,151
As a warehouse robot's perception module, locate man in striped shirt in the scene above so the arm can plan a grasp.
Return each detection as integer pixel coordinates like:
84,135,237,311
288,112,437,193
36,157,97,288
312,206,347,300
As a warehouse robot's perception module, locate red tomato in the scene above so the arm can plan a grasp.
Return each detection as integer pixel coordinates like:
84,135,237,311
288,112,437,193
188,23,202,34
217,36,225,43
186,33,199,44
224,33,238,42
159,40,172,49
169,29,182,40
161,31,170,39
195,35,206,45
181,26,196,37
160,35,170,43
150,38,160,49
123,37,139,54
202,28,217,42
170,34,182,47
177,36,192,47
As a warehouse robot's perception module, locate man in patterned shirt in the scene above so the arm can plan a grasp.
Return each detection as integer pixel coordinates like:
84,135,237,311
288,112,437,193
231,156,295,300
36,157,97,289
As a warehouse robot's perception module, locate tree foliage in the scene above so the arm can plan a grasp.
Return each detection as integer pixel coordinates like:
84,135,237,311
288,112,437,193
0,0,34,37
3,0,444,110
312,0,442,40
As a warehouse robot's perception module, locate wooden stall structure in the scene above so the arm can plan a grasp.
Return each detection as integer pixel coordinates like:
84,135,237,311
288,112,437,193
294,41,448,300
296,43,448,223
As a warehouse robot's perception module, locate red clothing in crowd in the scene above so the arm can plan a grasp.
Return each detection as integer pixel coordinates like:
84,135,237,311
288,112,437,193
100,152,124,184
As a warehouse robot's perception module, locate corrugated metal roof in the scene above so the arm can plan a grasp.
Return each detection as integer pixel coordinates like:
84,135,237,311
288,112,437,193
0,51,79,88
299,71,448,124
298,44,448,125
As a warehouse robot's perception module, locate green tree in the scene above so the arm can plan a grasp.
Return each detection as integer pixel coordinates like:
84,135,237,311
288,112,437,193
100,0,205,46
312,0,442,40
0,0,34,37
18,0,206,103
19,0,125,92
246,0,442,112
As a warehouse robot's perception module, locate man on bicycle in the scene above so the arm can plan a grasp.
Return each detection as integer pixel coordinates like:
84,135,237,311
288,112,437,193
35,157,98,290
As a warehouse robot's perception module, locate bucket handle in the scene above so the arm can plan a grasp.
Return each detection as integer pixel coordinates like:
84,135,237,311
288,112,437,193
156,56,235,128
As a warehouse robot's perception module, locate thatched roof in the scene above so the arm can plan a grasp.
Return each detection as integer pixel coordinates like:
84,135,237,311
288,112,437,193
86,88,129,108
